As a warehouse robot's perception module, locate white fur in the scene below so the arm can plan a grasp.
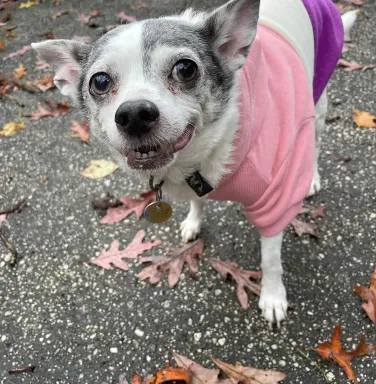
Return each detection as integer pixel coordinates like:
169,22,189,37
180,200,204,243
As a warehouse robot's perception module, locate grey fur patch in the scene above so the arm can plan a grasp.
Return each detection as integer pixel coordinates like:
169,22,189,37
142,19,234,122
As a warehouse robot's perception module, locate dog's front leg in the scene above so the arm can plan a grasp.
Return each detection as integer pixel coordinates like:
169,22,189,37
180,200,204,243
258,231,288,327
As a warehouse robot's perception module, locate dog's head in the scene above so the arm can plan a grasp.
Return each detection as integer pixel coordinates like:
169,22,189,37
32,0,260,179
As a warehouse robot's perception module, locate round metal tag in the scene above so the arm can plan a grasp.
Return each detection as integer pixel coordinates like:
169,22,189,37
144,201,173,224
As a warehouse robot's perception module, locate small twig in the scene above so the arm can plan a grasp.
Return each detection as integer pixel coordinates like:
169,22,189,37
8,365,35,374
0,231,18,266
296,349,330,383
0,199,26,215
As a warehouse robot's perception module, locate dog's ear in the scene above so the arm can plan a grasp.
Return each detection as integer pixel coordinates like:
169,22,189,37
31,40,90,102
202,0,260,70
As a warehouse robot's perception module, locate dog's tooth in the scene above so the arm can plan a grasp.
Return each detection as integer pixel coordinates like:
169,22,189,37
142,153,148,158
136,152,142,159
148,151,155,156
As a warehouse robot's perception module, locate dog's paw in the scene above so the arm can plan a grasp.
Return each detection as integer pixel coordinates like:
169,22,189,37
308,171,321,197
258,283,288,327
180,217,201,243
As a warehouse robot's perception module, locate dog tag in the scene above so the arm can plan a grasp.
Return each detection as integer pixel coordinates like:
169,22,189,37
144,201,172,224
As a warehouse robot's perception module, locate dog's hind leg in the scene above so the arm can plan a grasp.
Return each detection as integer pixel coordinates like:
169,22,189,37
180,200,204,243
258,231,288,327
308,88,328,196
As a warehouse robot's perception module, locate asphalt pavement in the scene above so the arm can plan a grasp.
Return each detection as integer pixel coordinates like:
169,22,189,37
1,0,376,383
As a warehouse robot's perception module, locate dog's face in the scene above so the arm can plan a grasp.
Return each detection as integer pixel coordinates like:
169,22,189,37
32,0,259,179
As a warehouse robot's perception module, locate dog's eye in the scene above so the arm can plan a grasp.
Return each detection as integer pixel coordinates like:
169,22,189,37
90,73,112,95
172,59,198,82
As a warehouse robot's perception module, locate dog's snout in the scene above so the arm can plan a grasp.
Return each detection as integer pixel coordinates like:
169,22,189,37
115,100,160,137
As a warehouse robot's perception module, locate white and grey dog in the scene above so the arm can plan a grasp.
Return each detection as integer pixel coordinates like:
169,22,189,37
32,0,345,325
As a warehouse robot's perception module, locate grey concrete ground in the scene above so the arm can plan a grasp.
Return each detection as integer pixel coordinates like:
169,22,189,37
1,0,376,383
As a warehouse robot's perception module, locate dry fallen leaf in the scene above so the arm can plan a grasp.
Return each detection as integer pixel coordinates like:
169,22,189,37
19,1,38,9
27,76,55,92
80,159,119,179
173,352,220,384
0,73,10,97
12,63,27,80
90,230,161,271
130,2,149,10
2,44,32,61
311,204,326,219
72,35,93,44
24,101,70,120
69,121,90,143
52,9,75,19
100,191,156,224
0,214,7,228
348,0,363,5
353,109,376,128
311,324,376,384
116,11,136,23
0,41,5,50
337,59,375,72
137,238,205,287
78,10,101,24
208,258,261,309
354,265,376,326
212,357,286,384
0,122,25,136
0,0,19,12
291,218,318,238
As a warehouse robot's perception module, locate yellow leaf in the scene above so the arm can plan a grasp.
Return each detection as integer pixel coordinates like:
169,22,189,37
353,109,376,128
0,122,25,136
19,1,38,9
81,160,119,179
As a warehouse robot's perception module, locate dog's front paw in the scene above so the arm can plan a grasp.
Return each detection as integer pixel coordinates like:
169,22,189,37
308,171,321,196
258,282,288,327
180,217,201,243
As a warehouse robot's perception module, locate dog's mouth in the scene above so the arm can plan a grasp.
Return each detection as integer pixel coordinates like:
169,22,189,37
124,124,195,170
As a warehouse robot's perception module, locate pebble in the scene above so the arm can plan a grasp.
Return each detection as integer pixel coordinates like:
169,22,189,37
218,338,226,346
135,329,144,338
194,333,202,342
110,347,118,354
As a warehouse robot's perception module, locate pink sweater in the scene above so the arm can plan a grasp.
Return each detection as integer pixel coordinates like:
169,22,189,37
208,26,315,237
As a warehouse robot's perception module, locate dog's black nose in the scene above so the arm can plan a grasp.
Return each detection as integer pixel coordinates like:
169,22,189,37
115,100,160,137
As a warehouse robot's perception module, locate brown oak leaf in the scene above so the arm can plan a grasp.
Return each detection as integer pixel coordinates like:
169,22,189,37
337,59,375,72
69,120,90,143
291,218,318,238
12,63,27,80
208,258,261,309
311,204,325,219
116,11,136,23
90,229,161,271
130,2,148,10
100,191,156,224
212,357,286,384
354,265,376,326
0,73,10,97
27,76,55,92
311,324,376,383
52,9,75,19
137,238,205,287
173,352,220,384
24,101,70,120
2,44,32,61
0,0,19,12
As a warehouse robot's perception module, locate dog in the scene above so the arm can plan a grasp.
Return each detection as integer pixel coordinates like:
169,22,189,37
32,0,344,326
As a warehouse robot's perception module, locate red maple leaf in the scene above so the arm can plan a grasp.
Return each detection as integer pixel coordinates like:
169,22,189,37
100,191,156,224
311,204,326,219
90,229,162,271
116,11,136,24
137,238,205,287
311,324,376,383
69,121,90,143
208,258,261,310
24,101,70,120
